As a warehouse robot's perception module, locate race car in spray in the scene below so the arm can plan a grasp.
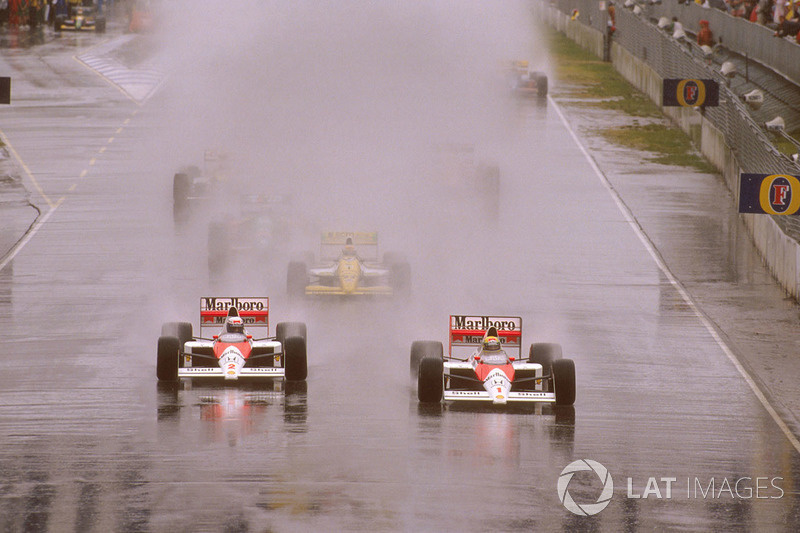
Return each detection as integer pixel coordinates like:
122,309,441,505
287,232,410,298
504,60,548,98
411,315,575,406
54,2,106,33
156,297,307,382
207,194,293,276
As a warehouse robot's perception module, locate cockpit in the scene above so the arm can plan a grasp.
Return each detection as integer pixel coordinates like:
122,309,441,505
217,332,247,343
476,352,509,365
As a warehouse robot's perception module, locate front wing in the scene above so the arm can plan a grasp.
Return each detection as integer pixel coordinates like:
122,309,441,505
443,360,554,402
304,284,393,296
443,390,556,402
178,367,284,379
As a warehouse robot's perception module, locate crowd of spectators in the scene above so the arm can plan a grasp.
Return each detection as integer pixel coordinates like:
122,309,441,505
677,0,800,42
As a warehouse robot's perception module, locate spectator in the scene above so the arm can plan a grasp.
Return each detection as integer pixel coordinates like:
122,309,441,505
756,0,772,24
774,14,800,36
744,0,757,18
774,0,788,25
731,0,747,15
697,19,715,45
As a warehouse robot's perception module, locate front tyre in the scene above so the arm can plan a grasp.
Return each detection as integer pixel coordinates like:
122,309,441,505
410,340,443,378
276,322,307,347
417,356,443,403
161,322,193,347
287,261,308,299
284,336,308,381
157,336,181,381
553,358,576,406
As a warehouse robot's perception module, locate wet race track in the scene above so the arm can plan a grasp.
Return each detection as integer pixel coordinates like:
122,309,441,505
2,5,800,532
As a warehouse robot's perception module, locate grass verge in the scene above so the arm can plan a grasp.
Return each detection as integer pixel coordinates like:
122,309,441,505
546,27,716,172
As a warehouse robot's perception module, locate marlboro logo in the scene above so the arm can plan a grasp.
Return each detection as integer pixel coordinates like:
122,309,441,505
451,315,520,331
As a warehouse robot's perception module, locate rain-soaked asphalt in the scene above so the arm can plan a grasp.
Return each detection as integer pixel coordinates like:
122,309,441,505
2,18,800,533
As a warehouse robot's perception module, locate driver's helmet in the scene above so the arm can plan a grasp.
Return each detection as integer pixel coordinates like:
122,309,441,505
225,316,244,334
343,237,356,257
482,336,501,352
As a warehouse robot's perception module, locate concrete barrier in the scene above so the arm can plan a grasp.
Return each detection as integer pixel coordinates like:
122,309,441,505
545,6,800,300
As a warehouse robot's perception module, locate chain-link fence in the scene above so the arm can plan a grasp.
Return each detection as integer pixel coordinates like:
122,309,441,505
546,0,800,239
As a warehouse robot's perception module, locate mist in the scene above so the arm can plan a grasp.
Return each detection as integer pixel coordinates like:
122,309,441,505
142,0,556,362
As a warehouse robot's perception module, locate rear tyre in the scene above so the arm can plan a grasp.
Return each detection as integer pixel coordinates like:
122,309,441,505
284,336,308,381
417,356,444,403
382,252,406,265
553,358,576,406
287,262,308,299
95,17,106,33
157,336,180,381
535,74,548,97
410,340,443,378
276,322,307,346
390,262,411,295
173,173,191,221
208,222,228,275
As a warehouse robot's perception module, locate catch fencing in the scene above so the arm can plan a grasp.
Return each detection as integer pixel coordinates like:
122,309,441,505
544,0,800,240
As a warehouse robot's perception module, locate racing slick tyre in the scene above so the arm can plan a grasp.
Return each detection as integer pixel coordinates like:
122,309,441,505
534,73,548,98
208,222,228,275
528,343,562,368
390,262,411,295
173,173,191,221
529,343,562,392
276,322,307,346
417,356,444,403
157,336,181,382
287,262,308,299
410,340,443,379
161,322,193,348
292,251,315,266
283,336,307,381
382,252,406,265
552,358,576,406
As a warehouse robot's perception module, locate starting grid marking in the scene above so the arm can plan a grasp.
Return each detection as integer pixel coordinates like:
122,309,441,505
75,36,166,105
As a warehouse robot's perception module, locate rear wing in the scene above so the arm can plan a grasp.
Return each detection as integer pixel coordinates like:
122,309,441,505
320,231,379,261
449,315,522,360
200,297,269,337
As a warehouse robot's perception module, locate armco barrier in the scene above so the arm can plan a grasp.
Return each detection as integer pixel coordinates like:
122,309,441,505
539,2,800,299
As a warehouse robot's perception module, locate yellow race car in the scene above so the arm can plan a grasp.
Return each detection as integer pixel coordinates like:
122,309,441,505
287,232,410,298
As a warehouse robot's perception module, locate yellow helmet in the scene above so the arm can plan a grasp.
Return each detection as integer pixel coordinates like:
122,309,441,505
483,336,501,352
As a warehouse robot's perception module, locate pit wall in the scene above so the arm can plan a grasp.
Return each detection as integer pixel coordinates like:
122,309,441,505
543,6,800,300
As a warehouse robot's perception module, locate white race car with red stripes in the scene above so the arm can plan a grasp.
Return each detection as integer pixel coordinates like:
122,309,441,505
411,315,575,406
157,297,307,382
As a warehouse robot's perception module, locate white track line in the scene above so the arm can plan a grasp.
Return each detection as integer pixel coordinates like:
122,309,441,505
549,95,800,454
0,199,62,272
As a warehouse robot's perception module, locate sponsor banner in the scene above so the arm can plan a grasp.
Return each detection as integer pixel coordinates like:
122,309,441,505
739,173,800,215
662,79,719,107
321,231,378,245
200,297,269,330
449,315,523,359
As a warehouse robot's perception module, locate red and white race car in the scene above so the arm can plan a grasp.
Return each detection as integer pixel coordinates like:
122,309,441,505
411,315,575,406
157,297,307,382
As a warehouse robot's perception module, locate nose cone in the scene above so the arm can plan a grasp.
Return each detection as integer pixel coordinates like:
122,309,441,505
338,257,361,294
483,368,511,405
219,347,245,380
